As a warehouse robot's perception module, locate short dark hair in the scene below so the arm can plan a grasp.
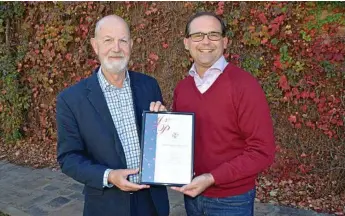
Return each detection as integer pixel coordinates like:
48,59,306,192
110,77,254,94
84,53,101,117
185,12,227,37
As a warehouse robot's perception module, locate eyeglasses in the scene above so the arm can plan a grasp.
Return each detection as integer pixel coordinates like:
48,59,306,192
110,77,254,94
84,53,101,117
187,31,223,42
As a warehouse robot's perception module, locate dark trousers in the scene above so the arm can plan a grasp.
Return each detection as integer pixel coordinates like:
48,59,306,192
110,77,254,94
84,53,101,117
130,189,158,216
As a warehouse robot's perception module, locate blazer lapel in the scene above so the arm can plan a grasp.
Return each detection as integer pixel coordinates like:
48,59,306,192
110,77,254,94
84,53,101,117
86,70,127,166
129,71,143,141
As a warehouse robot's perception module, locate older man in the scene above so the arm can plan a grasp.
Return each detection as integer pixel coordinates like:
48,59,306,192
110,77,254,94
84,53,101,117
151,12,275,216
56,15,169,216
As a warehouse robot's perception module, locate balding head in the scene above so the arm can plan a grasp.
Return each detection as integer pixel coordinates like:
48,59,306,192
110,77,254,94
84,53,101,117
94,15,130,39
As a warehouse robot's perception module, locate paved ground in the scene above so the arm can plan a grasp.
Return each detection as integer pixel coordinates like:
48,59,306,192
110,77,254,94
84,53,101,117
0,160,334,216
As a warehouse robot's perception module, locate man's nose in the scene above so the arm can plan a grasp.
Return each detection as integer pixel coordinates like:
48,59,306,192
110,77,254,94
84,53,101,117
201,36,211,44
111,41,121,52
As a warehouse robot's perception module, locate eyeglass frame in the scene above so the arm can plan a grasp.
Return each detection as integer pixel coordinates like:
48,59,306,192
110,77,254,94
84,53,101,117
186,31,225,42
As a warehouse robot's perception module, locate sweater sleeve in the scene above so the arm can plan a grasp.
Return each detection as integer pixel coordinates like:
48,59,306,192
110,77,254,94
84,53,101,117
210,74,276,186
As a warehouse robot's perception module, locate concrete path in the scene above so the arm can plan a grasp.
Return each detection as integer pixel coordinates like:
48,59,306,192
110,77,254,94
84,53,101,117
0,160,334,216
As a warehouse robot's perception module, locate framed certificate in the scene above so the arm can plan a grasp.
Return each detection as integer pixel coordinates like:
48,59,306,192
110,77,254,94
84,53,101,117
139,111,195,186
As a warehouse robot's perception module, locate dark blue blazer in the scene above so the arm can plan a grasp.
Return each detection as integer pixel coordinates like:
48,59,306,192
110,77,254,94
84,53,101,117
56,68,169,216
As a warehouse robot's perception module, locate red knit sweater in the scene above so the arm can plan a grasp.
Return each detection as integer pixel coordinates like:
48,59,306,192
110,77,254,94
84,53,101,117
173,63,275,197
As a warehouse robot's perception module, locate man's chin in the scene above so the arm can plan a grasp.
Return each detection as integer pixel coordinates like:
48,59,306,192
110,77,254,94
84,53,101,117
198,60,215,67
103,63,127,74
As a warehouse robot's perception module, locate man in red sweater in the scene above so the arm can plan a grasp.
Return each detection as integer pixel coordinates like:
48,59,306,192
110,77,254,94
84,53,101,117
150,12,275,216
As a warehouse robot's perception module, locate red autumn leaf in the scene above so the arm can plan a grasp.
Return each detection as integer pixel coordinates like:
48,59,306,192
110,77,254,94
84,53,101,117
307,81,316,86
288,115,297,123
300,104,307,112
148,53,159,61
145,7,158,16
284,91,292,98
258,13,268,24
261,38,268,44
275,144,281,152
65,53,72,61
317,107,325,113
75,76,82,82
269,24,280,36
331,118,338,125
268,15,285,36
295,122,302,129
274,55,283,69
298,164,307,174
301,91,309,99
333,53,344,62
279,75,290,90
292,87,299,96
215,2,224,15
162,42,169,49
271,15,285,25
306,121,315,129
319,96,326,104
325,130,333,138
309,92,316,99
218,1,225,7
333,97,341,104
87,59,98,66
317,103,325,109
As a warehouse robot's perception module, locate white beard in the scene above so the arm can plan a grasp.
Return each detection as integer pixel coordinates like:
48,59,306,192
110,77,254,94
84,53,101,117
102,57,128,74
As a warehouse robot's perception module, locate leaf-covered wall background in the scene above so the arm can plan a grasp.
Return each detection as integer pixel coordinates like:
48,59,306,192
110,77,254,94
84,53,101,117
0,2,344,214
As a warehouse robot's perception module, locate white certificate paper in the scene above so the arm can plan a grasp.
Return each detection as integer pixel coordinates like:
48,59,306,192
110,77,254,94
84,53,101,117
140,112,194,186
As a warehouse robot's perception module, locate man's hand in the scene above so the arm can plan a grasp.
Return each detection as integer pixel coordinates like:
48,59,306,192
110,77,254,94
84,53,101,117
108,168,149,191
149,101,167,112
171,173,215,197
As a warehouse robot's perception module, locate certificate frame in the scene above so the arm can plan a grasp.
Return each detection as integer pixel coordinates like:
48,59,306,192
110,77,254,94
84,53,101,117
139,111,195,186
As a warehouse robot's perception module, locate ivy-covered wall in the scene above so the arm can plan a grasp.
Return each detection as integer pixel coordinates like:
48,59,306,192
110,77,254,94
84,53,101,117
0,2,344,213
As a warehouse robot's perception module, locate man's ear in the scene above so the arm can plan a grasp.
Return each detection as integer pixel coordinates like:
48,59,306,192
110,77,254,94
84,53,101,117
223,37,229,49
90,38,98,55
183,38,189,50
130,39,133,49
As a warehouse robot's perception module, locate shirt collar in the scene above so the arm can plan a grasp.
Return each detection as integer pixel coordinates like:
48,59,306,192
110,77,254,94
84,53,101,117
97,67,130,92
188,55,228,77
